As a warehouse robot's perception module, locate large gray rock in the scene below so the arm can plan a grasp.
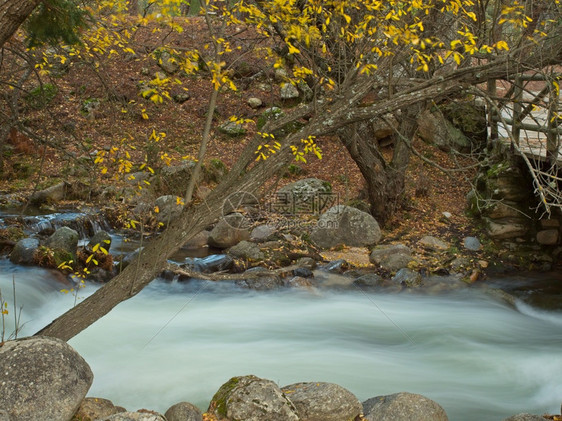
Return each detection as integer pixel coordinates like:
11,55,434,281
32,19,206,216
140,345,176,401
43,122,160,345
417,110,471,152
363,392,448,421
503,414,548,421
208,375,299,421
277,178,332,214
98,411,165,421
0,336,93,421
250,224,276,242
29,181,69,205
46,226,79,255
311,205,382,248
369,244,414,271
165,402,202,421
208,214,251,249
228,240,264,261
155,195,183,224
9,238,39,265
282,382,362,421
73,397,124,420
280,82,300,99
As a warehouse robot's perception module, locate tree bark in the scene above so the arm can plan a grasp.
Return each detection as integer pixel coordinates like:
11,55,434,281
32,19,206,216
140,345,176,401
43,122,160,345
0,0,42,48
337,104,421,224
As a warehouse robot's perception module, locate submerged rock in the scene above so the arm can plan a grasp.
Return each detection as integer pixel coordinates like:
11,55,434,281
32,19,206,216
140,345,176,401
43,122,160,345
392,268,422,287
9,238,39,265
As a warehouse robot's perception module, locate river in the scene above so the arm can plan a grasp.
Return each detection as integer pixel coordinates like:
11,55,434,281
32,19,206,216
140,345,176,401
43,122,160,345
0,257,560,420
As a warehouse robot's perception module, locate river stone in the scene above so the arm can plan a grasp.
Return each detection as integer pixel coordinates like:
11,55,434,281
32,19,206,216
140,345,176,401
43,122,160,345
208,213,251,249
228,240,265,261
418,236,449,251
208,375,299,421
29,181,68,205
164,402,202,421
369,244,411,264
380,253,415,272
189,254,233,273
73,397,123,420
46,226,79,254
9,238,39,265
88,230,112,251
0,336,93,421
392,268,422,287
98,411,165,421
285,276,316,290
237,273,284,290
536,229,559,245
363,392,448,421
503,414,548,421
463,236,481,251
155,194,183,224
353,273,385,288
311,205,382,248
281,382,362,421
250,224,276,242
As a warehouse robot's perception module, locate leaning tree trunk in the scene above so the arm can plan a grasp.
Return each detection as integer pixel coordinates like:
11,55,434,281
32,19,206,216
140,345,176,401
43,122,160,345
0,0,42,48
35,131,295,341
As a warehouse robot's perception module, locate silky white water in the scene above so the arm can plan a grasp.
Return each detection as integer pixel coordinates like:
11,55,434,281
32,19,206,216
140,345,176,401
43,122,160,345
1,259,561,421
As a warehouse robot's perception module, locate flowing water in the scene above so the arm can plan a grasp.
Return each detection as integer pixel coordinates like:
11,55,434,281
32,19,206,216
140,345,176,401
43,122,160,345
1,257,561,420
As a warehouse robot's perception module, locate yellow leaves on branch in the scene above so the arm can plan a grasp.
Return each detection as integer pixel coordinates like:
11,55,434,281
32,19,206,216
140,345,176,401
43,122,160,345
291,136,322,164
255,132,281,161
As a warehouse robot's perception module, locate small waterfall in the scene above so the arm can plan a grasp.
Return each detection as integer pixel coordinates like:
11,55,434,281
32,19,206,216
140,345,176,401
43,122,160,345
15,210,113,239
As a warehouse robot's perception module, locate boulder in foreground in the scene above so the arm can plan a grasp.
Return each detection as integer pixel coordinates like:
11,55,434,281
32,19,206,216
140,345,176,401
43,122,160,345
0,336,93,421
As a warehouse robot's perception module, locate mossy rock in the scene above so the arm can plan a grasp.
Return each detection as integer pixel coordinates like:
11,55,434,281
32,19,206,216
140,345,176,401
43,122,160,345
209,376,241,417
204,158,228,183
